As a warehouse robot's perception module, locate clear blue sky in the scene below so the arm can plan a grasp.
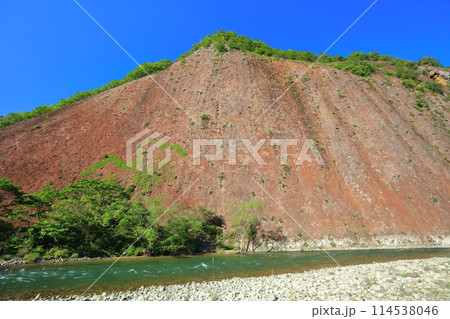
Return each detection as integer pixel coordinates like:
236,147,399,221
1,0,449,116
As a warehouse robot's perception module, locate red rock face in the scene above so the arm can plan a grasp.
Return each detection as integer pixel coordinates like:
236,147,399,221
1,48,449,241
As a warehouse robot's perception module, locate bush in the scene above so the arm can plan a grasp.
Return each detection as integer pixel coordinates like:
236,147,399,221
53,248,70,259
394,66,419,80
229,200,264,252
180,30,318,62
414,99,429,109
348,51,368,61
2,177,225,258
418,57,442,67
24,252,40,263
402,79,417,90
318,54,346,63
419,81,444,95
333,60,375,77
122,60,172,82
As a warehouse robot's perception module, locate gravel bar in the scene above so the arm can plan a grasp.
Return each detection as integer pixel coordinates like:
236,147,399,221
40,257,449,301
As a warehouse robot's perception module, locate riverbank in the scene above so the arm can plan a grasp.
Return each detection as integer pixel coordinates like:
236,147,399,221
0,256,108,268
40,257,449,301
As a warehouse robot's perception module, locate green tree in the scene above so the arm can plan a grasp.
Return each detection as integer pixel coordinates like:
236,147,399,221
418,57,442,67
419,81,444,94
333,60,375,77
230,200,264,252
348,51,368,61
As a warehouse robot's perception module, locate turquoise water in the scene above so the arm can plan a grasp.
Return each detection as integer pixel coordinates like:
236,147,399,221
1,248,448,300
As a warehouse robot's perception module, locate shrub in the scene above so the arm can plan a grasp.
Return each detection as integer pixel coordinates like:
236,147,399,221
122,60,172,82
333,60,375,77
348,51,368,61
414,99,429,109
394,67,419,80
418,57,442,67
1,177,226,258
230,200,264,252
53,248,70,259
402,79,417,90
367,51,381,61
420,81,444,95
318,54,346,63
24,252,40,263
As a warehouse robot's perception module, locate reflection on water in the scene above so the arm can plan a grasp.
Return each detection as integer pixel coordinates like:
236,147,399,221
0,248,448,300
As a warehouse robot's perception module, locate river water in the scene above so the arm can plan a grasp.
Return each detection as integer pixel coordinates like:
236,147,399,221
1,248,448,300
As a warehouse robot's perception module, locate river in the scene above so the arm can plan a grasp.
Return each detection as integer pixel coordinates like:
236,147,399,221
1,248,449,300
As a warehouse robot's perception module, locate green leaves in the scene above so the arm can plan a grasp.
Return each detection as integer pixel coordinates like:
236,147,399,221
1,177,224,258
418,57,442,67
332,60,375,77
122,60,173,82
156,208,223,255
230,200,264,252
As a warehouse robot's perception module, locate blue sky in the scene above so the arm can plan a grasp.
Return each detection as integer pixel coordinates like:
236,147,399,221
1,0,449,116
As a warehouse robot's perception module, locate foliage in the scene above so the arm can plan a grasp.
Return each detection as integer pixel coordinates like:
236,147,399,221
160,143,188,157
418,81,444,95
0,177,26,209
332,60,375,77
418,57,442,67
402,79,417,90
229,200,264,252
179,30,317,62
348,51,368,61
157,207,224,255
392,66,419,80
80,154,129,176
414,98,429,110
0,178,224,258
121,60,172,82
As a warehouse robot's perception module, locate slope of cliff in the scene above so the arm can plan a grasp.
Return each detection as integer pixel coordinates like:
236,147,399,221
1,42,449,248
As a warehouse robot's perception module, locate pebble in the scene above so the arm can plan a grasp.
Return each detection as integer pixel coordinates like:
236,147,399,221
40,257,449,301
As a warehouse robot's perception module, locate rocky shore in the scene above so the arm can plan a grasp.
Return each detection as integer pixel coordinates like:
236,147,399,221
40,257,449,301
0,256,106,268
